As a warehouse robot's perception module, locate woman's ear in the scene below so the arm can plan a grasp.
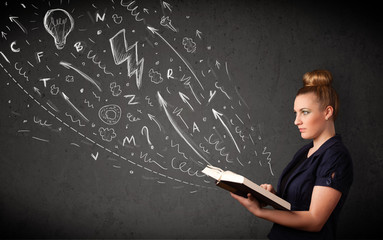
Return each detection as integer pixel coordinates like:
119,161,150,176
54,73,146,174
324,106,334,120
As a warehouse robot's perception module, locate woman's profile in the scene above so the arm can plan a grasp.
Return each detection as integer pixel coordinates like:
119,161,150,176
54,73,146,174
231,69,353,239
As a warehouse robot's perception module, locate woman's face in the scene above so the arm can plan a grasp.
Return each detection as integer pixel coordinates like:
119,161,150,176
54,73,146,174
294,93,327,140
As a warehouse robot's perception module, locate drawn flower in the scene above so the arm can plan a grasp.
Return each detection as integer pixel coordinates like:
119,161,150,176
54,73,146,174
110,82,122,96
65,75,74,82
99,127,117,142
182,37,196,53
148,68,163,84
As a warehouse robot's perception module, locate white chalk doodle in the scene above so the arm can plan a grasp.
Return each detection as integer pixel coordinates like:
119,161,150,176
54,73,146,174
50,84,59,95
160,16,177,32
204,133,233,163
122,135,136,147
65,75,74,82
0,51,10,63
91,151,99,160
87,50,114,76
120,0,144,22
148,68,163,84
179,92,194,111
193,122,200,133
141,126,154,149
98,104,122,125
182,37,196,53
33,116,53,127
262,147,274,176
65,112,86,127
212,109,241,153
109,29,144,89
110,82,122,96
147,113,162,131
39,77,52,87
171,157,205,177
195,29,202,39
99,127,116,142
158,92,211,165
59,61,102,92
10,41,20,52
10,16,27,34
140,152,167,170
127,112,141,122
43,9,74,50
61,91,89,122
112,13,123,24
162,1,173,12
124,94,139,105
84,99,94,108
2,62,215,189
14,62,29,81
147,26,204,90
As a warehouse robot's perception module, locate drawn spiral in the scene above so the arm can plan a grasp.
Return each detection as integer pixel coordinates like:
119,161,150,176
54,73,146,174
98,104,122,125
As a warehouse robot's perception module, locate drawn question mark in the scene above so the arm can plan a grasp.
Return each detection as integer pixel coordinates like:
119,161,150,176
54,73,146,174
141,126,154,149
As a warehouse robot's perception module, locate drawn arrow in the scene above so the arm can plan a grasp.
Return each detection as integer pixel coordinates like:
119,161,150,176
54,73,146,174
147,26,204,90
148,113,162,131
215,60,221,69
179,92,194,111
60,61,102,92
61,91,89,122
162,1,172,12
196,30,202,39
9,16,27,34
212,109,241,153
143,8,149,14
158,91,211,165
0,51,10,63
1,31,7,40
33,87,42,96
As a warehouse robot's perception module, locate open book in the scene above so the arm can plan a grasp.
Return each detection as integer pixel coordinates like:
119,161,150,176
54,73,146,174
202,165,291,210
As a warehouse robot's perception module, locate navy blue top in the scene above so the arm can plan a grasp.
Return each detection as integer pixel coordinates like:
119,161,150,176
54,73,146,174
268,134,353,240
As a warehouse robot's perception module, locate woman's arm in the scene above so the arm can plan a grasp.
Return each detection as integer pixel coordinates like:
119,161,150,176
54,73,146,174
231,185,341,232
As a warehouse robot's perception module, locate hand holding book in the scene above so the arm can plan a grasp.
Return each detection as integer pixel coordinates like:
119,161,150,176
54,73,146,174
202,165,291,210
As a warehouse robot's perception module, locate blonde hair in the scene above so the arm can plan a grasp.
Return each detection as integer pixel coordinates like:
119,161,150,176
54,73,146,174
296,69,339,120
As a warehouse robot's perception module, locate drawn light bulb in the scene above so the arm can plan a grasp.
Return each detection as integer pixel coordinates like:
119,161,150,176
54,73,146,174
43,9,74,50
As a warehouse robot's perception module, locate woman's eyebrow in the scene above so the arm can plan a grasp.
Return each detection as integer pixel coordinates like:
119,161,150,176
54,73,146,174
294,108,310,112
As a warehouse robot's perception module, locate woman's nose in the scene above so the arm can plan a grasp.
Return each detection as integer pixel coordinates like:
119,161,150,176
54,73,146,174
294,115,302,126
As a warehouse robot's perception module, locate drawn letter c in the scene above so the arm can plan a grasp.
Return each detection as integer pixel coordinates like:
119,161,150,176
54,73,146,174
10,41,20,52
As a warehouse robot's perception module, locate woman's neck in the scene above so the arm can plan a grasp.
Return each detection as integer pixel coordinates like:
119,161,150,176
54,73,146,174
312,122,336,150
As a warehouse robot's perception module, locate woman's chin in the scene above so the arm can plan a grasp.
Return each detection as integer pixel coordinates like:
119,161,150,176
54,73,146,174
300,132,312,139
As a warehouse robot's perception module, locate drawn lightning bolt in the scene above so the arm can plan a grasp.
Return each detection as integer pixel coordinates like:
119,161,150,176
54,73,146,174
109,29,144,89
157,91,211,165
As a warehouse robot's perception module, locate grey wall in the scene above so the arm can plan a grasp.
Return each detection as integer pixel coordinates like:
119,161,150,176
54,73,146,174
0,0,382,238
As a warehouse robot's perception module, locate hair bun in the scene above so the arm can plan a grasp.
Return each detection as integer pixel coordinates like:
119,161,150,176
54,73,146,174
302,69,333,87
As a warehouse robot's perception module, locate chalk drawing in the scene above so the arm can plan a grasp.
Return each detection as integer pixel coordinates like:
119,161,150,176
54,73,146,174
43,9,74,50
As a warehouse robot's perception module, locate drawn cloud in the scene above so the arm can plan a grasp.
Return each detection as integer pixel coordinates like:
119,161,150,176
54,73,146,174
99,127,117,142
148,68,163,84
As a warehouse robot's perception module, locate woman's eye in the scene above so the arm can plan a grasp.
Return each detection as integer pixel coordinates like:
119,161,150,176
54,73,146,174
303,111,309,115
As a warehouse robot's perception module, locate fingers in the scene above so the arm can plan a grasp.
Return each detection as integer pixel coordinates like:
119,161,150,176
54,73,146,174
260,184,276,194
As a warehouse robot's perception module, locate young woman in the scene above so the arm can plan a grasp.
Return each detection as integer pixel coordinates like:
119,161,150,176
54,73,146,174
231,70,353,239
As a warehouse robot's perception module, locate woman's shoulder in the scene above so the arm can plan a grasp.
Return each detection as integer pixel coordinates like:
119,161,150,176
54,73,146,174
320,137,353,170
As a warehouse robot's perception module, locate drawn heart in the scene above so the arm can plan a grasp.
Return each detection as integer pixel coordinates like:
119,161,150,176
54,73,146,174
112,14,123,24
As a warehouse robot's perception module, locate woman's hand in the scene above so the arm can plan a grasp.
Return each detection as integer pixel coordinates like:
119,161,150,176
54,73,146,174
230,192,262,216
260,184,276,194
